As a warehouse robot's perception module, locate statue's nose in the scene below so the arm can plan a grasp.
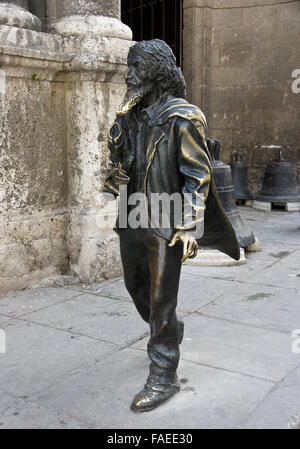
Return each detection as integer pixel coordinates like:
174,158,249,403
125,71,135,85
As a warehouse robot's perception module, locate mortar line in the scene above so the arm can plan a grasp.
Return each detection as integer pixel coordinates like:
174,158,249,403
127,345,276,385
1,390,94,429
182,272,300,292
194,310,293,335
0,291,84,317
185,0,298,11
7,316,121,347
237,359,300,427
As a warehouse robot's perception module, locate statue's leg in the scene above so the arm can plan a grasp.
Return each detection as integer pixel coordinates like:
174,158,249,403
146,232,183,379
131,230,183,412
119,229,151,323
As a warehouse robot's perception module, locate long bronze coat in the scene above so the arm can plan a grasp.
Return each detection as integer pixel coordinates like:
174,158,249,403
104,96,240,261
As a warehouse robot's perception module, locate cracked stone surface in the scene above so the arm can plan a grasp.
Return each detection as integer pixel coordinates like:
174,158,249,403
0,208,300,428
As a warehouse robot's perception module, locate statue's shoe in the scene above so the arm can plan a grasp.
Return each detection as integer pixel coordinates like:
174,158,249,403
131,381,180,413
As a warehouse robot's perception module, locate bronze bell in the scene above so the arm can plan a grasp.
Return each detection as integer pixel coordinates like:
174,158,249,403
255,150,300,206
230,153,253,201
206,139,255,248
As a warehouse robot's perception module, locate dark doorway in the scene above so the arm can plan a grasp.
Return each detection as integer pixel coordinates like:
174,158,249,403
121,0,183,67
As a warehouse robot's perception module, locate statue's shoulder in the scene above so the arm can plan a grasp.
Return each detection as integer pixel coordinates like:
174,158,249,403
152,97,207,131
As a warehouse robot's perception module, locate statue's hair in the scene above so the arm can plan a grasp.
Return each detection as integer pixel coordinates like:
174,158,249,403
128,39,186,99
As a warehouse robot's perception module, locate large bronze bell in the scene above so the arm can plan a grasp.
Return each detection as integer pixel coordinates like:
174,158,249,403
230,153,253,201
255,150,300,205
207,139,255,248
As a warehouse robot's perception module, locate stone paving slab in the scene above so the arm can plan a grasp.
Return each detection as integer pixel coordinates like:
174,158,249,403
199,281,300,333
63,277,125,297
133,314,298,382
181,249,279,282
94,273,229,314
247,249,300,291
0,208,299,428
0,392,89,430
241,363,300,429
86,278,131,301
0,319,117,397
22,293,149,346
0,316,16,328
32,347,273,429
182,245,299,287
180,314,299,382
0,287,81,318
176,274,231,313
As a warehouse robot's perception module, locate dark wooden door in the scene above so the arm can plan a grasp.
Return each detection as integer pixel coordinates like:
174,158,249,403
121,0,183,67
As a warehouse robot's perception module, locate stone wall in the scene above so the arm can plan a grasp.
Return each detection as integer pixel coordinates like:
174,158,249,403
0,0,132,294
183,0,300,194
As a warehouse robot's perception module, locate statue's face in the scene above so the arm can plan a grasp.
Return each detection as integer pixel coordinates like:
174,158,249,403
118,52,154,115
126,55,149,90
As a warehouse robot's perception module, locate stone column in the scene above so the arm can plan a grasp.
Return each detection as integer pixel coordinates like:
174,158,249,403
48,0,131,40
46,0,132,282
0,0,41,30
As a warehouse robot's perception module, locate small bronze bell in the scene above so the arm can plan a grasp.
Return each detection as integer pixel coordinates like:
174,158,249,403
230,153,253,201
255,150,300,207
207,139,255,248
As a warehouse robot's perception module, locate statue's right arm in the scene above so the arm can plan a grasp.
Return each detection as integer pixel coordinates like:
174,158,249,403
102,116,131,197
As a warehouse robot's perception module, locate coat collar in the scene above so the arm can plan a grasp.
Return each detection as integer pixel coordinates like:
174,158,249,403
145,96,207,130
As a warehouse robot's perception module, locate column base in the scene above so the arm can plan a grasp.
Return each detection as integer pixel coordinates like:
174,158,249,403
0,3,41,31
48,15,132,40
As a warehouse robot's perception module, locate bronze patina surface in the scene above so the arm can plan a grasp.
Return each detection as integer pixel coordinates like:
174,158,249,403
104,39,239,412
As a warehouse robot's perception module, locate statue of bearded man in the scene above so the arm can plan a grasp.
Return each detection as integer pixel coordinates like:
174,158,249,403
103,39,239,412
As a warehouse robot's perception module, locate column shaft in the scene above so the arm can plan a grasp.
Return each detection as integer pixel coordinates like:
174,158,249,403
55,0,120,20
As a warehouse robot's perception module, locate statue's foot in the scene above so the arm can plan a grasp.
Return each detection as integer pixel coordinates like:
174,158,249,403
178,320,184,345
131,378,180,413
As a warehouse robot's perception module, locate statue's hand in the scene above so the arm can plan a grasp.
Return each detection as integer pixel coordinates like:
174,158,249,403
111,166,130,186
169,231,198,263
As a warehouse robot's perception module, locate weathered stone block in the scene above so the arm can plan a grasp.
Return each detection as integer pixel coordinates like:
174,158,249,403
210,67,251,88
218,41,254,67
208,87,247,112
212,8,242,28
242,4,283,27
284,1,300,21
246,87,284,110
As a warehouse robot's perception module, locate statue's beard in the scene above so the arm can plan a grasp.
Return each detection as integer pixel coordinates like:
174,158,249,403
117,84,152,116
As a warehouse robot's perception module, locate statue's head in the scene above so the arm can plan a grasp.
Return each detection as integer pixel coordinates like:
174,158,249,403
118,39,186,116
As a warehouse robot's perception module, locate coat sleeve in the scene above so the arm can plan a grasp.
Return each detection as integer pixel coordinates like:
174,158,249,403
176,118,212,236
103,115,130,197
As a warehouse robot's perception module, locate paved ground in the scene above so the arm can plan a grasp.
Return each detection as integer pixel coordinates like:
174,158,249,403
0,207,299,429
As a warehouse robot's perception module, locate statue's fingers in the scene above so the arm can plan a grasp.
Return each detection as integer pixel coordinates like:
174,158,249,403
182,251,189,263
186,241,194,260
190,242,199,259
114,174,129,182
169,233,180,247
181,239,188,262
193,244,199,258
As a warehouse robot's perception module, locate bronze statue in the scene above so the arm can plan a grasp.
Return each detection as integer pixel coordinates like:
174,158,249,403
103,39,239,412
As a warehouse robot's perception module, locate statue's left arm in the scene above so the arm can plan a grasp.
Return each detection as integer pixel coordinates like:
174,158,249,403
169,118,212,262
